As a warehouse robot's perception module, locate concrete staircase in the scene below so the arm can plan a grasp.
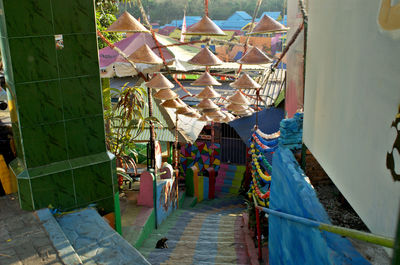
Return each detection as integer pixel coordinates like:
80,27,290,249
138,195,250,265
215,164,246,195
37,208,150,265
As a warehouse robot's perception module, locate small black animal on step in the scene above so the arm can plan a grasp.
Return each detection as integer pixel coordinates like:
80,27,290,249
155,237,168,249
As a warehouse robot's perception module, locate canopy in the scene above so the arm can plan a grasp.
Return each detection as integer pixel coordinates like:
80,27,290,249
99,33,203,77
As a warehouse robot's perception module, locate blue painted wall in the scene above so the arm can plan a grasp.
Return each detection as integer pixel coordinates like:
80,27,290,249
156,179,177,226
269,147,369,265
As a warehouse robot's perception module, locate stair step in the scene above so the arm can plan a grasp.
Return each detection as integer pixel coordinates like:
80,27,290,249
36,208,83,265
141,244,246,257
159,254,248,264
139,196,249,265
57,208,150,265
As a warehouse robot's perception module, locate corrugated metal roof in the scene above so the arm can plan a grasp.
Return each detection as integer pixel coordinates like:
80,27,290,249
132,127,175,142
164,68,286,109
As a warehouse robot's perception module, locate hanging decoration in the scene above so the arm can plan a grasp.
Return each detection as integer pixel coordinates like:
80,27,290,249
249,14,288,34
106,11,150,33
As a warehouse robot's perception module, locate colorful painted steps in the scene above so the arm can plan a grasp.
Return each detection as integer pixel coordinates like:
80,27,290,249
121,188,187,249
37,207,150,265
216,164,247,195
138,195,250,265
185,166,216,202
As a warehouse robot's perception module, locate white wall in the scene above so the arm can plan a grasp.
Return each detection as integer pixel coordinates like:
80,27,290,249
303,0,400,240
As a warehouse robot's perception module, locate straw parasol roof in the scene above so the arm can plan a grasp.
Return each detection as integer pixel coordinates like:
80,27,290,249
128,44,163,64
197,99,219,109
188,47,223,66
227,91,251,105
249,14,288,34
225,103,248,112
191,71,222,86
176,106,195,115
146,73,175,89
196,86,221,99
153,89,178,100
230,73,261,89
161,99,185,109
106,11,150,33
198,113,212,122
237,47,272,65
183,16,226,36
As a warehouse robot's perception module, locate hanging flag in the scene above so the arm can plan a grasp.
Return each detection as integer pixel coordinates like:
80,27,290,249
180,13,186,43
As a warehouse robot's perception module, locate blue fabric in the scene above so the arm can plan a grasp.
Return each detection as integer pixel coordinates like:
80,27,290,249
229,108,284,147
279,112,303,150
252,138,279,153
269,147,370,265
254,132,279,146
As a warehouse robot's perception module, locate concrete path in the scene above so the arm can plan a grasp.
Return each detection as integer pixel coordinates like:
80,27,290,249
0,194,63,265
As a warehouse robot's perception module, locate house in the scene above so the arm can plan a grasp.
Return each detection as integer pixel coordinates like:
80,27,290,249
221,11,253,30
158,26,177,36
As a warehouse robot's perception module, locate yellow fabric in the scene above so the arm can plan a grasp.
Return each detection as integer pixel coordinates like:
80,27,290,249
0,155,17,194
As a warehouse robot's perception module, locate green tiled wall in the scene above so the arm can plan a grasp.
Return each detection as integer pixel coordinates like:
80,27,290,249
0,0,118,214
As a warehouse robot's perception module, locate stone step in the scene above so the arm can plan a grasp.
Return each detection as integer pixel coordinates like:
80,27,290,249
57,208,150,265
36,208,83,265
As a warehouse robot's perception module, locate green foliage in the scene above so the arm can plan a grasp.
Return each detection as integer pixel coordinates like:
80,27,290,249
103,83,147,158
103,82,151,184
119,0,285,25
95,0,123,49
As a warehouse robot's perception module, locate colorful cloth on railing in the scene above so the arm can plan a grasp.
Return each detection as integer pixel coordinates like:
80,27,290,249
254,132,279,146
255,127,280,140
251,137,279,153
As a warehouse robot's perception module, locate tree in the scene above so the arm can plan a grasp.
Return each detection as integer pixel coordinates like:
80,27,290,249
96,0,123,49
118,0,285,26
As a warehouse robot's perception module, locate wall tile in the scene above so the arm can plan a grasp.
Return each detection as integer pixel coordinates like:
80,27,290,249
8,36,58,83
10,122,24,162
60,76,103,119
15,80,63,126
17,178,33,210
21,122,67,168
51,0,96,34
31,170,75,210
28,160,70,178
0,1,7,38
73,162,113,205
2,0,53,37
56,33,99,78
69,152,110,169
0,37,13,83
65,116,105,159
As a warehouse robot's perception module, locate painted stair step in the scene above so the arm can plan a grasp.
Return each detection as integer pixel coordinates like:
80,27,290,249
159,261,250,265
142,245,246,258
161,255,247,264
151,253,245,261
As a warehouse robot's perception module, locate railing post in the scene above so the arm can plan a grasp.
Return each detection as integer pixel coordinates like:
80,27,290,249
256,207,263,262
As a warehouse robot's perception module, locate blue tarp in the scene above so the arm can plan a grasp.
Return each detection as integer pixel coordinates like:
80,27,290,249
230,108,284,165
229,108,284,147
269,147,370,265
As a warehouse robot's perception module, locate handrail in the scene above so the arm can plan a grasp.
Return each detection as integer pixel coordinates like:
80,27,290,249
255,204,395,249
